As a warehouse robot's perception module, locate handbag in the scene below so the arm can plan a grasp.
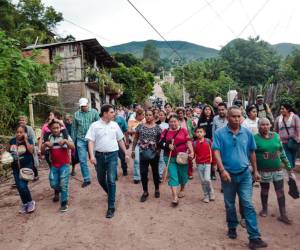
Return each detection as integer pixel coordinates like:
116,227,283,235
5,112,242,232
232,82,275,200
288,177,300,199
283,119,300,151
140,148,157,161
176,152,189,165
16,142,34,182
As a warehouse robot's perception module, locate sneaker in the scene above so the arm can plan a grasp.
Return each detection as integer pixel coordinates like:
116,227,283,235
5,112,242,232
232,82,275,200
70,171,76,176
27,201,36,213
227,228,237,239
209,194,215,201
202,197,210,203
211,175,217,181
19,204,27,214
60,202,69,212
240,218,246,228
81,181,91,188
133,180,140,184
188,176,193,180
106,208,115,218
248,238,268,249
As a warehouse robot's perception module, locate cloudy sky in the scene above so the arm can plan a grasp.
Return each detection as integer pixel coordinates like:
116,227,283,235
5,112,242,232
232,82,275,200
42,0,300,49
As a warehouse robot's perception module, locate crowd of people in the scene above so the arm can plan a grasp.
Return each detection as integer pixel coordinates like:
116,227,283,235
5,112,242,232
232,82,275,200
2,94,300,249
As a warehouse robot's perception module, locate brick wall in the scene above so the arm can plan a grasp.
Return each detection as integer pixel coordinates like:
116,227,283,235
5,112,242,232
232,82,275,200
59,82,85,113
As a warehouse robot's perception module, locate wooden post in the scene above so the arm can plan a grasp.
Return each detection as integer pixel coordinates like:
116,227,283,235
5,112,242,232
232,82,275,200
29,94,35,128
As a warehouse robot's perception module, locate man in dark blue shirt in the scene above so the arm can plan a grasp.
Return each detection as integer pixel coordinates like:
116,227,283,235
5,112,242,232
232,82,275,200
213,106,268,249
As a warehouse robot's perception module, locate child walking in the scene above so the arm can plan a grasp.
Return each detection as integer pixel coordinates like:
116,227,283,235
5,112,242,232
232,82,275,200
41,119,75,212
194,127,215,203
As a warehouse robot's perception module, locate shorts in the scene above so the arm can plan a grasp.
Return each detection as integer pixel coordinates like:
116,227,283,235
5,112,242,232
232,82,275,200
259,170,284,183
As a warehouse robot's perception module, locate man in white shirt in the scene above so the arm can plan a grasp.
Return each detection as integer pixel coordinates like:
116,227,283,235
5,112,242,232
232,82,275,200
86,104,129,218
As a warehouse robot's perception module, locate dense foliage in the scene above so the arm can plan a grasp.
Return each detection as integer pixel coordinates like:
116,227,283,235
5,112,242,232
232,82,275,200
0,31,52,134
0,0,63,47
111,65,155,106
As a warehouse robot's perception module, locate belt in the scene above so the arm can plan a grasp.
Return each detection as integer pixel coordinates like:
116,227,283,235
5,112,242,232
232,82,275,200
95,151,117,155
228,167,248,176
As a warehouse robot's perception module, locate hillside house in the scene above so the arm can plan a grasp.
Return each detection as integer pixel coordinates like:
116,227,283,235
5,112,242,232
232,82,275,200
22,39,119,112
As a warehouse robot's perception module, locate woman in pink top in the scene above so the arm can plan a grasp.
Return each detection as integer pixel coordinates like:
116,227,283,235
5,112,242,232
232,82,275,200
160,115,194,206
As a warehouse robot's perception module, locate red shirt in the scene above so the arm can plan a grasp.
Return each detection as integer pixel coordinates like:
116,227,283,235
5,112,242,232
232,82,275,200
194,139,215,165
161,128,190,157
48,134,71,168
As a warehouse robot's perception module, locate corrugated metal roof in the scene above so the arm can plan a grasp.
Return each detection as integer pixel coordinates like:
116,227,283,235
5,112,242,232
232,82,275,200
22,38,118,68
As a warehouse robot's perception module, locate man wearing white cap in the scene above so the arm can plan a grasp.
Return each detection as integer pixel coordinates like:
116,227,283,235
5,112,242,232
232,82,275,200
73,98,99,187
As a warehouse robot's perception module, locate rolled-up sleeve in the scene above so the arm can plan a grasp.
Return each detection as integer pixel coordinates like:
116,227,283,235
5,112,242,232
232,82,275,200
85,124,95,142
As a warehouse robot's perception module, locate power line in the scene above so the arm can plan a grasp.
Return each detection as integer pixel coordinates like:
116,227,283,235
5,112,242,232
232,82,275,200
126,0,183,61
203,0,236,36
238,0,257,36
63,18,115,44
167,0,236,59
164,0,216,35
237,0,271,37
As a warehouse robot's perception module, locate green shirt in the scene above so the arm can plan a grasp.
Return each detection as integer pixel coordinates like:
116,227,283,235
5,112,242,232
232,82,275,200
73,108,99,139
254,132,291,171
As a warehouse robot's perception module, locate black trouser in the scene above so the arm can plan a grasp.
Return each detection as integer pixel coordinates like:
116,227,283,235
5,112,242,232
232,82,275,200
139,153,160,193
118,149,128,174
32,165,38,177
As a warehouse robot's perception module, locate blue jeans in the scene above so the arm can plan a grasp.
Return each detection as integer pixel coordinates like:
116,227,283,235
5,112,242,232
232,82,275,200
12,167,32,205
95,151,118,208
49,164,70,203
283,143,296,168
76,138,90,182
222,168,261,240
133,145,141,181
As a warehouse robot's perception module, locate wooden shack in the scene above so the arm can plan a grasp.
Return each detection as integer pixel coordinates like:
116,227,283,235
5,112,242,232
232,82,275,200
22,39,119,112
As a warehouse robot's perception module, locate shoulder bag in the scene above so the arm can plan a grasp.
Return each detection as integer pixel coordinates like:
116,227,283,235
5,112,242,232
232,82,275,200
282,119,300,151
16,142,34,182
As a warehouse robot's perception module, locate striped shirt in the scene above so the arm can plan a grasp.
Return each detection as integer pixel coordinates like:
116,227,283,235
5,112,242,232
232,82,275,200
73,108,99,139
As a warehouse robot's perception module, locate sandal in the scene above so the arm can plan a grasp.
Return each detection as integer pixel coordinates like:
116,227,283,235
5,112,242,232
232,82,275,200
178,191,185,198
171,198,179,207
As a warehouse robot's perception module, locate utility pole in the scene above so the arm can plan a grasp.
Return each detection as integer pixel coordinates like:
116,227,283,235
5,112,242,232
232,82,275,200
182,67,186,107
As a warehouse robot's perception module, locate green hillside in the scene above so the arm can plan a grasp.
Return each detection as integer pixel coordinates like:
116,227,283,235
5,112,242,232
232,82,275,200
106,40,219,61
272,43,300,57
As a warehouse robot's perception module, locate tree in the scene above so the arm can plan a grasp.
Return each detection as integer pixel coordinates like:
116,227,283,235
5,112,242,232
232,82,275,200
0,31,52,133
172,60,235,104
0,0,63,47
113,53,141,68
161,82,183,106
220,37,281,88
111,65,154,106
143,42,160,74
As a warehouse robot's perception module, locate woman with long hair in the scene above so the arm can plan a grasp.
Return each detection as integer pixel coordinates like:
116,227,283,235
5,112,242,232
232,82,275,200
132,109,161,202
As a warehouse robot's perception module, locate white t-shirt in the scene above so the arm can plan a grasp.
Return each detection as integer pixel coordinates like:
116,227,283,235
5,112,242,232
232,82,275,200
85,119,124,152
242,118,259,134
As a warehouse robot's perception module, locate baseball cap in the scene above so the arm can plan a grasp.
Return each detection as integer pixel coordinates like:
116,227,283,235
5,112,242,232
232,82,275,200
79,98,89,107
256,95,264,99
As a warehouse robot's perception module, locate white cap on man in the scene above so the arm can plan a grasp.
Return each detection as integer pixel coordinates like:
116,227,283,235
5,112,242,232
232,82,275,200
79,97,89,107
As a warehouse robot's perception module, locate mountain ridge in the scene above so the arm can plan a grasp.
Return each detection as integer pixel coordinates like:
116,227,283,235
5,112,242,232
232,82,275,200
106,39,300,61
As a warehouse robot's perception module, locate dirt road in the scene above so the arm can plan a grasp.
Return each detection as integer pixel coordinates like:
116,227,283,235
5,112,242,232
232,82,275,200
0,162,299,250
